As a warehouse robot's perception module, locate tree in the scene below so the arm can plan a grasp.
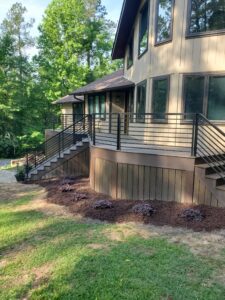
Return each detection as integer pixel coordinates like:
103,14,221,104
37,0,122,101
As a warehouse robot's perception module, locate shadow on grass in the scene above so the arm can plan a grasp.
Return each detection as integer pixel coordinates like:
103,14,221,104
1,205,225,300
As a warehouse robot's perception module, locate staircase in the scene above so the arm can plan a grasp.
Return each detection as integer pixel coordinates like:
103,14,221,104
193,115,225,207
26,115,91,181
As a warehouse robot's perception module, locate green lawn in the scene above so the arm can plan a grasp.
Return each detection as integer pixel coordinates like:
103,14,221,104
0,188,225,300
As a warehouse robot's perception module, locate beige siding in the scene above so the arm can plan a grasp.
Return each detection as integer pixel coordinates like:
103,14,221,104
124,0,225,116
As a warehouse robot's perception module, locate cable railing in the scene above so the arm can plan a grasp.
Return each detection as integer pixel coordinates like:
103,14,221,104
26,115,91,175
27,112,225,184
195,114,225,183
91,113,196,155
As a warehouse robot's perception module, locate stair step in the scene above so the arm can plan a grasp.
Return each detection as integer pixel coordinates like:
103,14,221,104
196,162,225,169
206,172,225,180
217,185,225,191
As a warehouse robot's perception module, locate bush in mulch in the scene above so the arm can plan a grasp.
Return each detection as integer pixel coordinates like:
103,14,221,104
73,192,88,202
61,178,75,186
60,184,74,193
93,200,114,209
132,203,156,217
180,208,205,222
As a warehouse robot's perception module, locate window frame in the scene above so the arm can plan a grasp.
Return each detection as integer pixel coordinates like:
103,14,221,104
88,93,106,120
155,0,175,46
138,1,150,59
151,75,170,122
186,0,225,39
136,80,147,123
182,72,225,123
127,31,134,69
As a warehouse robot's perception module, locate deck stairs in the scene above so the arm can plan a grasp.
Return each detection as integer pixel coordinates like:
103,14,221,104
28,138,89,181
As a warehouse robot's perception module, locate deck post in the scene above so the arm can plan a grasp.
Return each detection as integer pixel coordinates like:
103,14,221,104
93,114,96,146
73,120,76,145
58,134,61,158
117,113,121,151
192,113,199,157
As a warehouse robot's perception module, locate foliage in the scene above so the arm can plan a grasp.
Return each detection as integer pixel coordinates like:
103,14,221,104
0,0,121,158
14,166,26,182
37,0,122,100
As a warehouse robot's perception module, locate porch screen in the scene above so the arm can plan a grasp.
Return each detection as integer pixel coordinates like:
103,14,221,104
156,0,174,44
189,0,225,34
139,1,149,56
136,81,146,122
207,76,225,120
183,76,204,116
152,77,169,119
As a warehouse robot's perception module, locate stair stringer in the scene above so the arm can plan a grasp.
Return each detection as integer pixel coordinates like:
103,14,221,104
29,141,90,181
193,166,224,208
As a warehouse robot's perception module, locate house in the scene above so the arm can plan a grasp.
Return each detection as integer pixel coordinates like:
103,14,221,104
28,0,225,207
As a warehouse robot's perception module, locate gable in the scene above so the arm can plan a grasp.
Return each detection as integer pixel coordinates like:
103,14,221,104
112,0,140,60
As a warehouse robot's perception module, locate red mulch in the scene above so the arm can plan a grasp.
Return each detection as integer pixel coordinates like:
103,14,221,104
38,178,225,232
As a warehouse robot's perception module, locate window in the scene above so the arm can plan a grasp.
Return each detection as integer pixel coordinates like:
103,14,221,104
156,0,174,44
183,76,205,116
136,81,147,122
139,2,149,57
152,77,169,119
188,0,225,35
88,94,106,119
183,74,225,121
127,33,134,68
208,76,225,120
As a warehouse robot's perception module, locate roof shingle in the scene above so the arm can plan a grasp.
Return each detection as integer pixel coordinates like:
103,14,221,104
70,70,134,96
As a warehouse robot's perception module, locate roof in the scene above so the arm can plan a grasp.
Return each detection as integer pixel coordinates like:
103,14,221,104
71,70,134,95
53,95,84,105
112,0,140,60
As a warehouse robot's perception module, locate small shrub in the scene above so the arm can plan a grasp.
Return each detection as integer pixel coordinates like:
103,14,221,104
132,203,156,217
93,200,114,209
15,167,26,182
180,208,205,222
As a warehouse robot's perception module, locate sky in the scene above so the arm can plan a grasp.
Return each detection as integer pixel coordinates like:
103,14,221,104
0,0,123,37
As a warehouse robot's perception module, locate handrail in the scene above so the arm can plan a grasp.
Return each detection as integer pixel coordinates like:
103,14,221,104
26,115,91,176
198,114,225,138
196,113,225,184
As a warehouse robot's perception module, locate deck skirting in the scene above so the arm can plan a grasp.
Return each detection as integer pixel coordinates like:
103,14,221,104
90,146,195,204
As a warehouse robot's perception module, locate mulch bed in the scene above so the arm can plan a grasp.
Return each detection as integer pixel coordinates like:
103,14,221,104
38,178,225,232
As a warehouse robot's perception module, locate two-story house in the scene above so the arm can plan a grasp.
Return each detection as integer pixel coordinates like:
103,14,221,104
28,0,225,207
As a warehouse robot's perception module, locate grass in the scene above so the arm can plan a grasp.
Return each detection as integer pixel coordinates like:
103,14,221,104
0,188,225,299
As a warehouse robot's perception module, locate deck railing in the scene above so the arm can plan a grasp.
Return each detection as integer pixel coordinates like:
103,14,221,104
26,112,225,184
62,113,197,156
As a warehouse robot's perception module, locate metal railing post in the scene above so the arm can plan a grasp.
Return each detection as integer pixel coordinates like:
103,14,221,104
89,114,93,138
93,114,96,145
26,153,29,178
73,120,76,145
34,151,37,168
58,134,61,158
192,113,199,156
117,113,121,151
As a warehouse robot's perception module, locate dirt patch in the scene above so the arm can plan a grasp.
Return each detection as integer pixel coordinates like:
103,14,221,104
0,183,41,202
38,178,225,232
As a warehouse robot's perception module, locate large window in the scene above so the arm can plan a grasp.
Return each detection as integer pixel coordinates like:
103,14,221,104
127,33,134,68
136,81,147,122
183,74,225,121
183,76,205,116
156,0,174,44
188,0,225,35
208,76,225,120
152,77,169,119
139,1,149,57
88,94,106,119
